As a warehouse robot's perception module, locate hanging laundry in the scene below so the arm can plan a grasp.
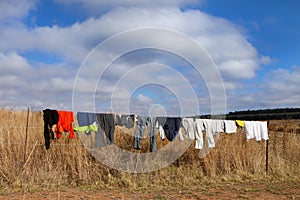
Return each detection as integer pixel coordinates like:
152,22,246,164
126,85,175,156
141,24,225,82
92,116,105,148
260,121,269,140
43,109,59,149
158,125,165,140
115,114,125,126
224,120,237,133
73,124,98,133
201,119,218,148
211,119,225,133
125,115,135,129
181,117,196,140
194,119,204,149
96,113,115,145
75,112,98,133
134,116,156,152
115,114,135,129
154,118,166,140
55,111,75,139
156,117,182,142
156,117,166,140
76,112,108,148
77,112,96,126
244,121,256,141
236,120,245,127
244,121,269,141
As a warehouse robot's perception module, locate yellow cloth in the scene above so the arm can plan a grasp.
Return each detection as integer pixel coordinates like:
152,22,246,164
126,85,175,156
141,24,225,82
74,124,98,132
236,120,245,127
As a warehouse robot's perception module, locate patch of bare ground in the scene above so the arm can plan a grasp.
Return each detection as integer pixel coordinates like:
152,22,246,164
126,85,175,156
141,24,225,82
0,181,299,199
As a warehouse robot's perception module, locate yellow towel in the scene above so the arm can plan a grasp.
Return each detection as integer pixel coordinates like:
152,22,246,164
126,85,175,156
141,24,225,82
236,120,245,127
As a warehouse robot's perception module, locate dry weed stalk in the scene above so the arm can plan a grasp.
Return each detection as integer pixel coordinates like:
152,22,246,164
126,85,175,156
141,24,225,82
0,109,299,192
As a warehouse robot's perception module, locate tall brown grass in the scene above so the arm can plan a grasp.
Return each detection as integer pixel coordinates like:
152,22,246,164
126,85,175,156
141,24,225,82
0,108,299,193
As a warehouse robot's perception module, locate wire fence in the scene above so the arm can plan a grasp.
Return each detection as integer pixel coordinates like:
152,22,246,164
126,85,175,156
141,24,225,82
0,107,299,193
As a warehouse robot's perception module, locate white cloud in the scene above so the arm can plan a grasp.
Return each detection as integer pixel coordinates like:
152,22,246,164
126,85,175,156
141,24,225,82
1,7,260,77
55,0,202,13
259,55,273,65
136,94,153,104
264,67,300,97
0,0,36,24
218,59,258,79
0,2,277,113
0,52,76,108
227,66,300,111
0,51,32,74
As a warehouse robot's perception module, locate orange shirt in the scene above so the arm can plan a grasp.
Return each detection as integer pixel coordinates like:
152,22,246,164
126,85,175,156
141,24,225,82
56,111,74,139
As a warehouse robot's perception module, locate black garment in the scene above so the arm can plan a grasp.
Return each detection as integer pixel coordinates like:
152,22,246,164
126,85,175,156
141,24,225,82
115,114,126,126
156,117,182,142
96,113,115,145
43,109,59,149
115,114,135,129
125,115,135,129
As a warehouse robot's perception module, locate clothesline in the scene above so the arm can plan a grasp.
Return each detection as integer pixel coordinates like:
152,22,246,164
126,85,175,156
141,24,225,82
42,109,269,151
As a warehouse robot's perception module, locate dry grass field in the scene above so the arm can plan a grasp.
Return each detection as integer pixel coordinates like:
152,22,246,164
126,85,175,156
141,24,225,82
0,108,299,199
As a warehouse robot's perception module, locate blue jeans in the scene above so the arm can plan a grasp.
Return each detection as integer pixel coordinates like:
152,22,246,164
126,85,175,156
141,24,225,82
134,116,156,152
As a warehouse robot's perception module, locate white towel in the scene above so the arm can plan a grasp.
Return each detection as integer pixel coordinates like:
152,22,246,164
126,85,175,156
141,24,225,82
244,121,269,141
202,119,216,148
194,119,204,149
245,121,255,141
182,117,195,140
224,120,237,133
211,119,225,133
260,121,269,140
159,125,165,140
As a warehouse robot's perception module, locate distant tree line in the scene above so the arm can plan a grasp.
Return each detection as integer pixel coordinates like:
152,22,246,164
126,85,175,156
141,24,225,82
198,108,300,120
226,108,300,120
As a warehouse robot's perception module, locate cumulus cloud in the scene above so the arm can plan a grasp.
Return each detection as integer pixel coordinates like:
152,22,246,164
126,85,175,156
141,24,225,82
227,66,300,111
0,7,260,77
0,52,76,108
261,67,300,105
0,1,287,113
0,0,36,24
259,55,273,65
55,0,202,13
0,51,32,74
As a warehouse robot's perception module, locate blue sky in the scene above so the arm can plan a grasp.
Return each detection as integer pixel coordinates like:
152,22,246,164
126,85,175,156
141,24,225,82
0,0,299,115
203,0,300,67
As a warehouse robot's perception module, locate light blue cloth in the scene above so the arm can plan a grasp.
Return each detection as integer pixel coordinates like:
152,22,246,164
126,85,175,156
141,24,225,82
77,112,96,126
134,116,156,152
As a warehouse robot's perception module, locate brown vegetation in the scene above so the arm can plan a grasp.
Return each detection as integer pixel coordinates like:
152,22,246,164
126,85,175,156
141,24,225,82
0,108,299,197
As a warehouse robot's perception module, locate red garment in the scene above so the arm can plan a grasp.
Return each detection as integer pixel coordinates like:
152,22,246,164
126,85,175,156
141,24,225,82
55,111,74,139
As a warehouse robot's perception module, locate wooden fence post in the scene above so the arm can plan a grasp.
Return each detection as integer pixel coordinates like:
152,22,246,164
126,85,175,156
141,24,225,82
24,107,30,163
266,120,269,173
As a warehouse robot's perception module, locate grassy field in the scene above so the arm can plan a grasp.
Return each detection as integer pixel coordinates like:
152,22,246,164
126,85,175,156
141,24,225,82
0,108,299,199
